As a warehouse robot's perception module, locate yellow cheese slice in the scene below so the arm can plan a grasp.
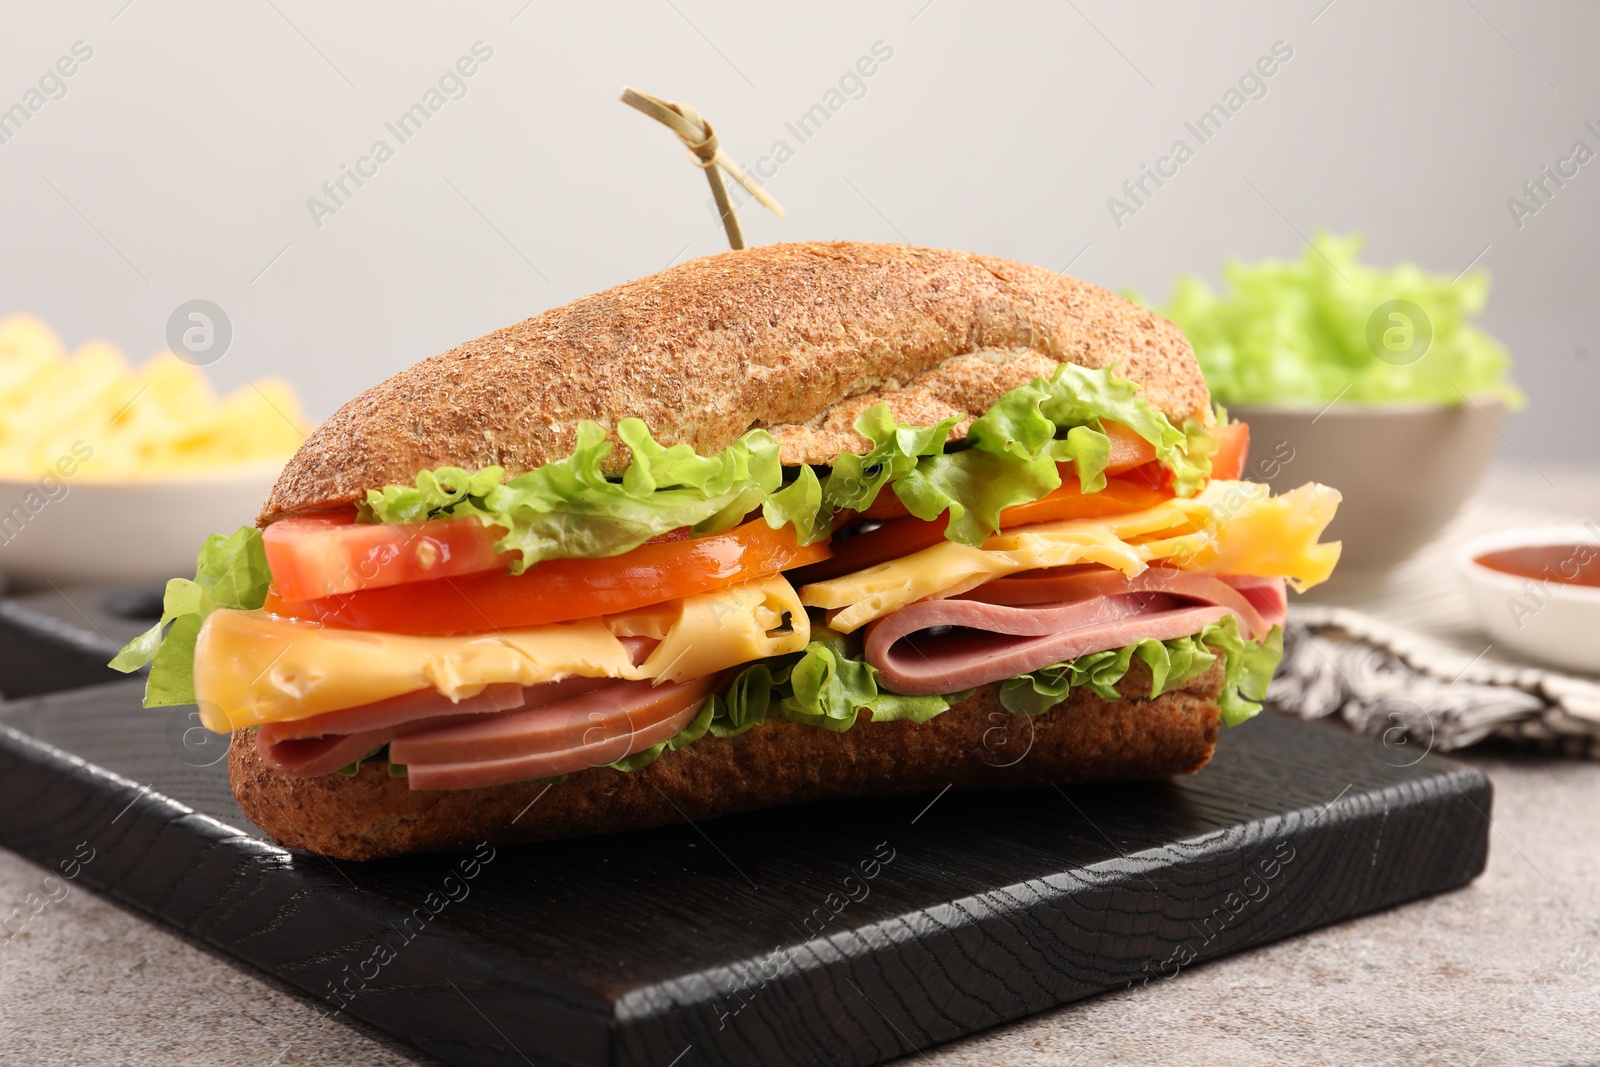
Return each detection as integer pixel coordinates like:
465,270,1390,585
802,481,1341,633
640,574,807,683
1176,481,1343,586
195,573,809,731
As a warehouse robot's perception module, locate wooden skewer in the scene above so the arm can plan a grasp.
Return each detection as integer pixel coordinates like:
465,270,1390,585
620,87,784,250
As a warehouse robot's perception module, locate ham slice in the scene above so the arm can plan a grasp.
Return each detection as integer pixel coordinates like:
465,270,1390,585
256,637,657,777
261,682,533,745
1213,573,1289,630
390,673,719,766
958,566,1286,632
865,569,1286,696
400,675,718,791
255,684,533,777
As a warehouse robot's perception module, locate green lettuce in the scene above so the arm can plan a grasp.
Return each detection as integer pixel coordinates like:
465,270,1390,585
999,616,1283,727
1147,232,1524,408
778,629,958,730
812,362,1209,546
607,630,961,772
365,363,1210,558
364,419,797,573
108,527,271,706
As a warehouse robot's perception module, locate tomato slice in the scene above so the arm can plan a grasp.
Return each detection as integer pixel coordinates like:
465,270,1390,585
1209,421,1250,482
998,476,1173,526
264,518,830,635
1111,419,1249,483
793,515,948,583
1122,420,1251,490
1102,420,1158,475
260,509,720,603
857,491,916,521
789,476,1172,585
263,510,511,602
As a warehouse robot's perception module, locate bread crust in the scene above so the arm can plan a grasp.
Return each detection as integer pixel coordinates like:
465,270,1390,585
260,242,1208,523
228,661,1224,861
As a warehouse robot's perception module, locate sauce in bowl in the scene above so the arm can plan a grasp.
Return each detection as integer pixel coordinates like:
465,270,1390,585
1473,543,1600,588
1458,527,1600,674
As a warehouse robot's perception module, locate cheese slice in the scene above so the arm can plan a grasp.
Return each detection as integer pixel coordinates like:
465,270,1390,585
803,481,1341,633
195,574,809,731
638,577,806,683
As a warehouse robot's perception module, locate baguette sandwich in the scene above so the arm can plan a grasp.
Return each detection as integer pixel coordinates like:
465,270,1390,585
113,242,1340,860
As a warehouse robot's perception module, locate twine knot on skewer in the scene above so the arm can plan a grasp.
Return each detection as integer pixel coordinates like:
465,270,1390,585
621,86,784,250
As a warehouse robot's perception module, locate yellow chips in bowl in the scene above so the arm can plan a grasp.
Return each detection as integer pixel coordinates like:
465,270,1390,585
0,315,308,481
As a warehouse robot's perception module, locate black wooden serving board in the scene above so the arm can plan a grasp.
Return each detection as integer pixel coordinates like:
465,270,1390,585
0,585,1492,1067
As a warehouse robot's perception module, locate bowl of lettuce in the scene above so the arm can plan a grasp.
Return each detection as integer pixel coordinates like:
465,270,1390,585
1151,234,1524,579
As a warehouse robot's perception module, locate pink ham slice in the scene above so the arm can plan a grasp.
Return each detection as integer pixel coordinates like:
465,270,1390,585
256,683,532,777
864,569,1286,697
958,567,1287,632
391,674,717,766
1213,574,1289,630
256,636,656,777
397,674,718,791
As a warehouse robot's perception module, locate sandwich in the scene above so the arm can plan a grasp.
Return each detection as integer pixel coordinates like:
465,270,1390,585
112,242,1340,861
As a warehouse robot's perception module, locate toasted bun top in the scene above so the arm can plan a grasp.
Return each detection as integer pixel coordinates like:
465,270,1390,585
261,241,1208,523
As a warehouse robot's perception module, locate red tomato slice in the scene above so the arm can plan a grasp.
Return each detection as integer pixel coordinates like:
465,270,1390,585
263,511,511,602
1122,420,1250,490
1102,420,1158,475
790,476,1172,585
999,476,1174,526
1209,421,1250,482
857,491,916,522
264,518,830,635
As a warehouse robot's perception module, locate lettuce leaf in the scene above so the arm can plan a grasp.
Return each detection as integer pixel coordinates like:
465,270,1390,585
108,527,271,706
779,629,957,730
999,615,1283,727
817,362,1208,546
806,406,961,540
1148,231,1524,408
364,419,793,573
360,364,1208,556
603,629,962,772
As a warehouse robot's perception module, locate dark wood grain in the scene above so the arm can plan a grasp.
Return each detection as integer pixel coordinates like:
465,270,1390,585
0,589,1491,1067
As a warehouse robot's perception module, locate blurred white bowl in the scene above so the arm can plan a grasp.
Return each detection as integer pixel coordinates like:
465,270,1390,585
1457,526,1600,675
0,463,281,587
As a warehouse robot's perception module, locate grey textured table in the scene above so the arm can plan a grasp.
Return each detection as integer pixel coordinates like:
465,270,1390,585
3,464,1597,1067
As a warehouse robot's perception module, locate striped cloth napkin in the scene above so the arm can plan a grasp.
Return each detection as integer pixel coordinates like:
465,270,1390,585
1270,500,1600,759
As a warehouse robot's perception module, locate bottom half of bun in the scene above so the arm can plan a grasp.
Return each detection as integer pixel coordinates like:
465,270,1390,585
228,661,1225,861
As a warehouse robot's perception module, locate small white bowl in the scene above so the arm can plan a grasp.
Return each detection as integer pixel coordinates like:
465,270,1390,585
1457,525,1600,675
0,463,282,587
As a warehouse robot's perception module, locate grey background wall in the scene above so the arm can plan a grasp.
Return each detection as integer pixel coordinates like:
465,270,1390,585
1,0,1595,466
